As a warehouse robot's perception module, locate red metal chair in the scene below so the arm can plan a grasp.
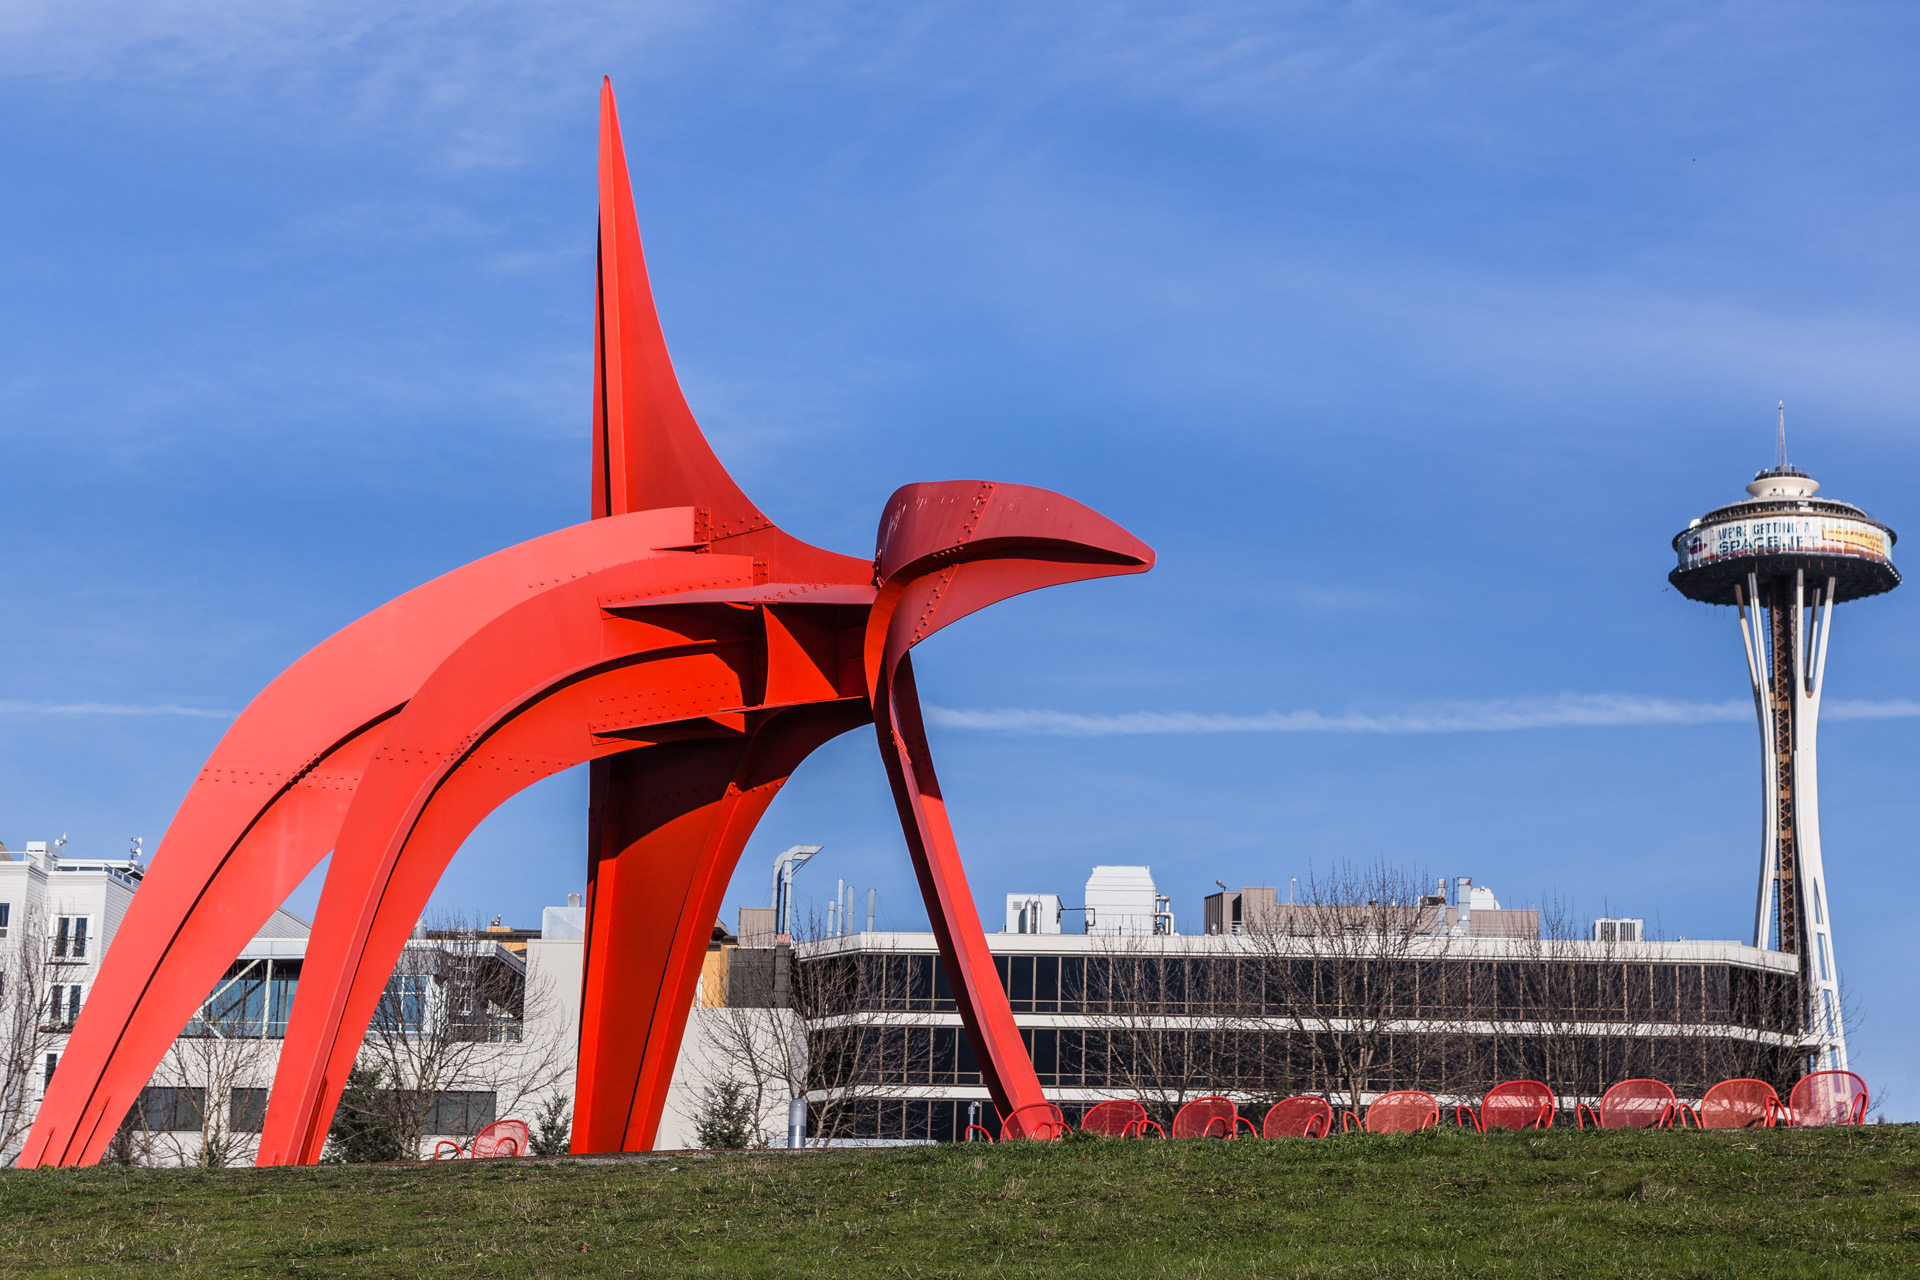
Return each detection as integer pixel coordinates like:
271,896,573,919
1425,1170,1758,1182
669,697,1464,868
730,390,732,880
1342,1090,1439,1134
1457,1080,1555,1132
1575,1080,1677,1130
1784,1071,1868,1127
1171,1096,1255,1139
1261,1096,1333,1139
999,1101,1071,1141
434,1118,529,1160
1689,1079,1781,1130
1079,1099,1164,1138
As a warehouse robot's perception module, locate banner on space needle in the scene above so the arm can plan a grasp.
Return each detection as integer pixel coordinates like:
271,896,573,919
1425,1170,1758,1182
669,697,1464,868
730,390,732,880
1677,514,1892,571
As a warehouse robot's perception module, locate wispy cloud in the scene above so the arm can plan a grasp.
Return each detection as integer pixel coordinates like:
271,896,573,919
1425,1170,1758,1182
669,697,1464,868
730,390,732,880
925,694,1920,736
0,700,233,720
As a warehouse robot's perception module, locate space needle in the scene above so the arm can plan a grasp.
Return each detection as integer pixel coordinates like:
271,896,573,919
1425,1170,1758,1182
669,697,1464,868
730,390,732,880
1670,407,1898,1072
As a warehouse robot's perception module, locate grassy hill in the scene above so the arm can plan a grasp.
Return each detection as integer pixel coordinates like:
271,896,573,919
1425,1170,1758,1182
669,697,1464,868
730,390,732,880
1,1126,1915,1278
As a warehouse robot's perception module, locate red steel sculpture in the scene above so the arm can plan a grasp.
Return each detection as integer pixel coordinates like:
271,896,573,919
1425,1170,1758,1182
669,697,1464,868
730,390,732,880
22,81,1152,1166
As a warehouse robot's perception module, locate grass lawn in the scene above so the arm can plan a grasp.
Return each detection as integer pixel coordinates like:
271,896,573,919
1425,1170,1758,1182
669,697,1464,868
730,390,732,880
0,1126,1915,1278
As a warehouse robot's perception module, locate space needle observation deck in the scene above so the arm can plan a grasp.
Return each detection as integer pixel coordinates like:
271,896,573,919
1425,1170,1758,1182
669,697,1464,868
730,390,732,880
1669,409,1898,1072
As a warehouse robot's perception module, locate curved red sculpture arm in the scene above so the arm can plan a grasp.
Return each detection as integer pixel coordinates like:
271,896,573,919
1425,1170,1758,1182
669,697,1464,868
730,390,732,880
866,481,1152,1134
23,508,706,1168
254,552,778,1163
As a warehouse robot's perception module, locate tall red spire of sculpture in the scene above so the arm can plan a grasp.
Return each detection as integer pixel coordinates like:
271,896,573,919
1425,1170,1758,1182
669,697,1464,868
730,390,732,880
593,78,761,531
23,83,1151,1167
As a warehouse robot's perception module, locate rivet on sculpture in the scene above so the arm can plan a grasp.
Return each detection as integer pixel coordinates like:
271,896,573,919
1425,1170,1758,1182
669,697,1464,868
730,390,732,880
23,81,1153,1166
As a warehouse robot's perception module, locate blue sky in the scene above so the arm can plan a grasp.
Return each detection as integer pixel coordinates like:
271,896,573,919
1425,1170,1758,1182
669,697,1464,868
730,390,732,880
4,3,1919,1114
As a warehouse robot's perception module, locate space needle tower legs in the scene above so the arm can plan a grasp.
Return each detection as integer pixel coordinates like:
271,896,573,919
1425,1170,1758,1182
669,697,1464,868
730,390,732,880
1735,568,1846,1069
1671,423,1897,1078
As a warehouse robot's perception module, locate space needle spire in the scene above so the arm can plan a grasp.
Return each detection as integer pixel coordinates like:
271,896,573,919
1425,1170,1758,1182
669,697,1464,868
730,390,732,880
1669,412,1898,1072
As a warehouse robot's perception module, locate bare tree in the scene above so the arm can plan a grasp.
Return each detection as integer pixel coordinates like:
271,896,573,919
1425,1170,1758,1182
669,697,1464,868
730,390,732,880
1467,896,1591,1110
700,951,807,1147
146,982,274,1168
347,916,571,1159
792,941,910,1146
1469,900,1812,1113
703,908,906,1147
0,907,62,1164
1244,861,1457,1114
1083,933,1248,1125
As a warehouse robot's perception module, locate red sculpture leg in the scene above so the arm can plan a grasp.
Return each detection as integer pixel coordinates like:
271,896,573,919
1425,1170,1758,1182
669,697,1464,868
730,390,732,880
873,653,1048,1127
866,480,1153,1136
576,702,868,1152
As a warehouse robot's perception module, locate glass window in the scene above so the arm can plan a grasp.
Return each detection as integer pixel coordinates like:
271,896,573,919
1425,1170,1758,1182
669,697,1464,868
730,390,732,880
53,916,90,960
1030,1028,1058,1079
1672,964,1703,1019
268,961,301,1038
47,983,82,1026
904,1027,931,1084
1161,958,1187,1012
0,901,10,938
374,975,430,1034
906,956,932,1010
1060,956,1084,1010
931,1027,958,1082
1010,955,1033,1008
1624,965,1653,1019
230,1087,270,1133
139,1086,206,1132
1083,957,1110,1011
956,1027,981,1085
931,957,954,1012
1650,965,1677,1018
423,1091,497,1137
1057,1028,1082,1083
1035,955,1060,1009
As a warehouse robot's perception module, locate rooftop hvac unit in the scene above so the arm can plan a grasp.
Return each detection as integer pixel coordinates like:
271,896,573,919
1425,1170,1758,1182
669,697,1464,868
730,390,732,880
1004,893,1063,935
1592,917,1643,944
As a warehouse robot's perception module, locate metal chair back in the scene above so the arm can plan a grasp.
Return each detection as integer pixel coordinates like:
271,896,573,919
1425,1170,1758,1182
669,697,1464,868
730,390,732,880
1261,1096,1333,1139
1171,1096,1241,1139
1695,1079,1781,1130
1786,1071,1868,1127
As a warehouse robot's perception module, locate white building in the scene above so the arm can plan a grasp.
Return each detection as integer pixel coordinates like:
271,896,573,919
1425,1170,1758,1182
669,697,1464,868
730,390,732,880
0,838,593,1165
0,840,144,1112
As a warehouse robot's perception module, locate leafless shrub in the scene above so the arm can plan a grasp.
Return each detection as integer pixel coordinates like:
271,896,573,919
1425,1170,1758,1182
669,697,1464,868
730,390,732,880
1243,861,1459,1113
705,906,907,1147
348,914,570,1158
0,907,62,1164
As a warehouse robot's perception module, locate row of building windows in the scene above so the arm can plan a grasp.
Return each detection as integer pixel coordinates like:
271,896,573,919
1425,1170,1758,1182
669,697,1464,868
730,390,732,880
182,960,303,1038
802,953,1799,1030
0,905,95,955
809,1024,1807,1100
126,1086,498,1136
